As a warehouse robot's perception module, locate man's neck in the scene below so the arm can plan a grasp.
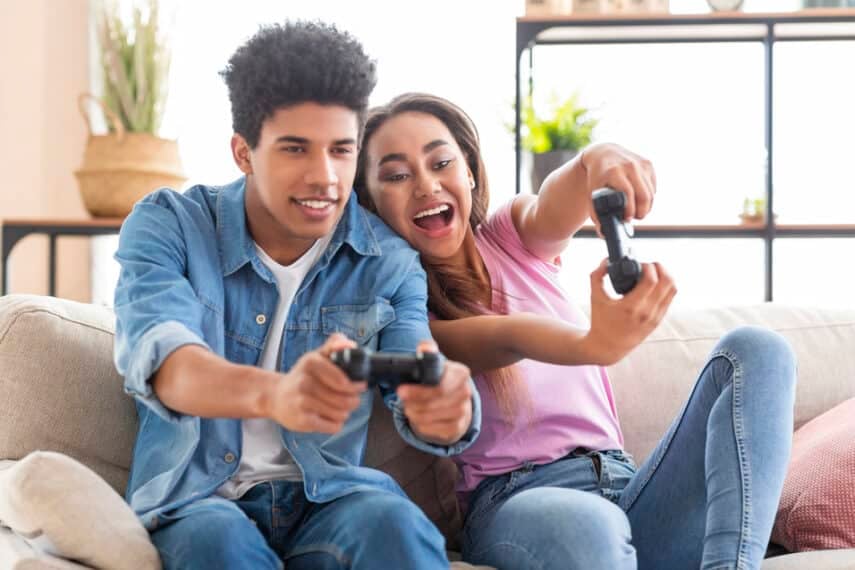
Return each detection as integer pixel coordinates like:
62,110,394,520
244,180,318,266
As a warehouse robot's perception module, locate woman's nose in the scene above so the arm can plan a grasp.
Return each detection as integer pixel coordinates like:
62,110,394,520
414,175,441,198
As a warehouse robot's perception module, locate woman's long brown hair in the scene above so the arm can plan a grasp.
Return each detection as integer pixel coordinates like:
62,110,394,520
354,93,525,420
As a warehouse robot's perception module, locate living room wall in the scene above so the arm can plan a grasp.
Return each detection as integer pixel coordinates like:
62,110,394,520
0,0,90,301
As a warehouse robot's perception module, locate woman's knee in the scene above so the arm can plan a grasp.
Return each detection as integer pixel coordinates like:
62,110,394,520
483,488,631,551
465,489,634,568
715,326,797,391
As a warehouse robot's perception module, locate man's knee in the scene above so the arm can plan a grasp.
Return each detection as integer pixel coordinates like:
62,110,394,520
151,500,280,570
352,492,442,541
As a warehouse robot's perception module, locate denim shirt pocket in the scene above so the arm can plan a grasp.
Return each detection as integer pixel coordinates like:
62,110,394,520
320,298,396,350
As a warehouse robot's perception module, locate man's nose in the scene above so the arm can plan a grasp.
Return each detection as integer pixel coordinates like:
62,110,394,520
305,152,338,188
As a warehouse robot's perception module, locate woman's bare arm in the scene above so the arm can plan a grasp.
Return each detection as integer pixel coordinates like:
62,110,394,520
429,313,609,375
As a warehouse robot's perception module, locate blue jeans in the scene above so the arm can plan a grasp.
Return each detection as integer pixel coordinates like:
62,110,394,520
462,326,797,570
150,480,449,569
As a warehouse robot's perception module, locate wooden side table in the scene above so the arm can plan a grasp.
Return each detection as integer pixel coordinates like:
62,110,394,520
1,218,124,296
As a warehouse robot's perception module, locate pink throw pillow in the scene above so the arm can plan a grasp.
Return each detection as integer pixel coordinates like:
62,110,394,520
771,397,855,551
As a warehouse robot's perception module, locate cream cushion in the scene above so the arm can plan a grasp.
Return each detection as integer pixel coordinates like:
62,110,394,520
0,452,160,570
0,525,90,570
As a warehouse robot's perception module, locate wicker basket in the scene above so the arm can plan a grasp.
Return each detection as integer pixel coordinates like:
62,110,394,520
74,94,186,218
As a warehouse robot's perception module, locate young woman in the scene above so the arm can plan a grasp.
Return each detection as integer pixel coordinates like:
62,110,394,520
354,93,797,570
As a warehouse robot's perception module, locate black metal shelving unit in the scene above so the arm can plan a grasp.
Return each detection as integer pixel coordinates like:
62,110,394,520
515,9,855,301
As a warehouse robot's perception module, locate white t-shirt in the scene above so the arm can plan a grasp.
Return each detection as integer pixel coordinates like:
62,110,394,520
217,231,333,499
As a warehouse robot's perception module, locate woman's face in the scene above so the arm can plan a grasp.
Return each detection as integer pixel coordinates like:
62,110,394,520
363,111,473,260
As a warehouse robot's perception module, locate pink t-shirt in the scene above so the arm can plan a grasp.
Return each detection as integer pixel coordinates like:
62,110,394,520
454,198,624,494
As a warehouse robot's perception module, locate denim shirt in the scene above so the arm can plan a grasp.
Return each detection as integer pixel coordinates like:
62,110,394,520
113,178,481,530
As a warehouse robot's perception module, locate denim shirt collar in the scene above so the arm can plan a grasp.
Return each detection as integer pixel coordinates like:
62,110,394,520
216,177,381,277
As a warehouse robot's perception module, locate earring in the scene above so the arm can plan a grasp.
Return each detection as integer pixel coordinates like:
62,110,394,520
470,179,476,190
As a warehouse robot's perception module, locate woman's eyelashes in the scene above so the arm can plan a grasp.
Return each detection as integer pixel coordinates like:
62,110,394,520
379,156,455,184
382,171,410,183
433,158,453,170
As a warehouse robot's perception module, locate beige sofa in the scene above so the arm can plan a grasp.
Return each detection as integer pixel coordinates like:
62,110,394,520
0,294,854,569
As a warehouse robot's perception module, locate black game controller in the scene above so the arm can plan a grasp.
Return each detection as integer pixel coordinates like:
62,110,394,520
330,347,443,388
592,188,642,295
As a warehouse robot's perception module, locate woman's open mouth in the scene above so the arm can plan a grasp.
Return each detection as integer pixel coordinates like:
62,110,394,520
412,203,454,233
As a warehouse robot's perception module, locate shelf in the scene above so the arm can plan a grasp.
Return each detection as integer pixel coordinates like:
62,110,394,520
517,10,855,46
575,223,855,239
515,11,855,301
1,218,125,229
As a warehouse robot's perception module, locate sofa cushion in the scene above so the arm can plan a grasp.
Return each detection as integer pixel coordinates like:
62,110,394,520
607,304,855,464
0,295,135,494
771,398,855,552
0,452,160,569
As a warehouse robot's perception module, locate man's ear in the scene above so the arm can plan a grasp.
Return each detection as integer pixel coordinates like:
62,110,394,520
231,134,253,175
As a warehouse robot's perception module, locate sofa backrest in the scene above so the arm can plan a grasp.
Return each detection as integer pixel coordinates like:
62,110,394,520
608,303,855,464
2,295,854,513
0,295,135,493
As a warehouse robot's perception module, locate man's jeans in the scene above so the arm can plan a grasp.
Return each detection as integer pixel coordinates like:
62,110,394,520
150,481,449,569
462,326,797,570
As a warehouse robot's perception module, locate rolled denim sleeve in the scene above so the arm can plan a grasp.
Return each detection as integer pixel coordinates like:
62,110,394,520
379,255,482,456
113,192,212,423
117,320,209,422
385,379,482,456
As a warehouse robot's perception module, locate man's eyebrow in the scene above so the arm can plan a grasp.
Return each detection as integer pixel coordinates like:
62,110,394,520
378,140,449,167
273,136,357,146
275,136,309,144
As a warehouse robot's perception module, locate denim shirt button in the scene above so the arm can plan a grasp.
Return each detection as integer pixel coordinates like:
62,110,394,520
255,314,266,325
224,452,236,463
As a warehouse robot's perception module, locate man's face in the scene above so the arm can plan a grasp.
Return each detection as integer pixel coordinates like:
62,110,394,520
233,102,359,251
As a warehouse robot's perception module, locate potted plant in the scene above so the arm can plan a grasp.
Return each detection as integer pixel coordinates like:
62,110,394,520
75,0,185,218
520,92,598,193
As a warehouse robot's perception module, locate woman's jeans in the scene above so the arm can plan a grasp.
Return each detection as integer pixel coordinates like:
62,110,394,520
149,481,448,570
462,326,797,570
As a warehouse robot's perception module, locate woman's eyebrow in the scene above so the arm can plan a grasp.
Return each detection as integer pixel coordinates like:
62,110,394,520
378,139,449,167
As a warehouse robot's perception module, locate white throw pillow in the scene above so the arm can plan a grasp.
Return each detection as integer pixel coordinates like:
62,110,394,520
0,452,160,570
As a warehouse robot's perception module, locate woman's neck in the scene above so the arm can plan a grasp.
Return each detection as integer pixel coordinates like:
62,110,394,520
425,228,492,308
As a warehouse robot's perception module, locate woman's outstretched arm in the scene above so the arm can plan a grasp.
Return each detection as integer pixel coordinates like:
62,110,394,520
514,143,656,262
429,259,677,376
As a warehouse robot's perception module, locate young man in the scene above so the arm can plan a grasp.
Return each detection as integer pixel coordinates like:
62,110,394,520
113,21,480,569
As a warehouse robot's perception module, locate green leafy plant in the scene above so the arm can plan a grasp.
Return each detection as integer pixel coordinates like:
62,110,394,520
520,93,598,154
95,0,171,134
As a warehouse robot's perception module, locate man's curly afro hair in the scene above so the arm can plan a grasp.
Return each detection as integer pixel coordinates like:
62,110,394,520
220,20,377,149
